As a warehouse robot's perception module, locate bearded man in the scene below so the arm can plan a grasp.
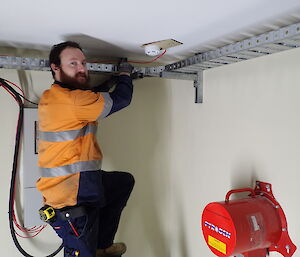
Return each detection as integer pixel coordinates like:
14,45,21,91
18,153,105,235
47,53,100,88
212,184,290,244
37,41,135,257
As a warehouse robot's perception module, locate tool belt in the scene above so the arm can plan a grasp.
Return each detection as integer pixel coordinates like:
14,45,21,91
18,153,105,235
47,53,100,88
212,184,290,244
39,205,87,223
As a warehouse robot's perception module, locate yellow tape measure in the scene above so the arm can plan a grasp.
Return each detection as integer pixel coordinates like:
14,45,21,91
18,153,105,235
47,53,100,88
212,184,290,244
39,206,55,222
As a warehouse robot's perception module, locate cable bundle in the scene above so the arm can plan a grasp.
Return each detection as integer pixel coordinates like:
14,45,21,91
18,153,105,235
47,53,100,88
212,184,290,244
0,78,62,256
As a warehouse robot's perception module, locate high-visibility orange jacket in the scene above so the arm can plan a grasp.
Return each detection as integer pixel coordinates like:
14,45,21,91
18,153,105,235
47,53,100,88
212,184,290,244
36,75,133,208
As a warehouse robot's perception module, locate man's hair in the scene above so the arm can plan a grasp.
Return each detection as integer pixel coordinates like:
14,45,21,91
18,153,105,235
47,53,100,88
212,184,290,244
49,41,83,78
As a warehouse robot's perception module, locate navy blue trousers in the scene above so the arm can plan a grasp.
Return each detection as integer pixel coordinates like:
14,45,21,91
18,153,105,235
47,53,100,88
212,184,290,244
50,170,135,257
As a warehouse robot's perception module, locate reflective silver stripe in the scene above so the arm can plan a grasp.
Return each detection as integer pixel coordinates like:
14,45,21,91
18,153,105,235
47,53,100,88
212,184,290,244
39,160,102,177
98,93,113,119
39,123,97,142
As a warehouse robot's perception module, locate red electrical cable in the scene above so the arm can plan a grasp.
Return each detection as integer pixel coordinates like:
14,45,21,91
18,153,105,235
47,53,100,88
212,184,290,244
12,212,45,233
1,80,46,239
10,135,46,238
4,79,25,97
128,49,167,64
0,83,19,102
13,225,45,239
89,49,167,65
89,59,119,64
10,155,46,238
1,49,167,70
11,203,46,238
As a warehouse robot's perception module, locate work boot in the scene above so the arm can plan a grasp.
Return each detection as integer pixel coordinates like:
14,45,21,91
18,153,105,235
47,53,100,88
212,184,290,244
96,243,127,257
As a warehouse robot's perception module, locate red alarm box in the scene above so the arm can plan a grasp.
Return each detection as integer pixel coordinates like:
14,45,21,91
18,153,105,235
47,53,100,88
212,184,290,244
201,181,296,257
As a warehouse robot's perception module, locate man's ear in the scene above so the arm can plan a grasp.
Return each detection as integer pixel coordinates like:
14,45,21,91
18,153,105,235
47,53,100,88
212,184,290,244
50,63,60,72
50,64,60,80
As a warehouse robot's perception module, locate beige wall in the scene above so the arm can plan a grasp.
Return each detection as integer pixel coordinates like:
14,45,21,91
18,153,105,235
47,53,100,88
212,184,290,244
1,47,300,257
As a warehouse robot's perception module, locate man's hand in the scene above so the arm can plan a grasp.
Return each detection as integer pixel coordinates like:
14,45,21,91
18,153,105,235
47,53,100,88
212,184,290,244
118,62,134,76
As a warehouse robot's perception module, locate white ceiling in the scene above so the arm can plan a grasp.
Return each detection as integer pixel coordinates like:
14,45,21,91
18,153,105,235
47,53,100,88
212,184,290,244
1,0,300,64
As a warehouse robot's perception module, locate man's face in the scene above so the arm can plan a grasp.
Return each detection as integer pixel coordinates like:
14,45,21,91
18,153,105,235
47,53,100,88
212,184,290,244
52,47,90,89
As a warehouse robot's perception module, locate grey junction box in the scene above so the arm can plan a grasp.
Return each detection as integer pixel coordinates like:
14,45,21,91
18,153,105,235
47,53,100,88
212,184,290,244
20,108,44,227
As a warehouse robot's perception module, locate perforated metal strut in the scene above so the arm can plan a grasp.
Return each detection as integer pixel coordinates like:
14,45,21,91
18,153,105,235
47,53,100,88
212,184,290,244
165,23,300,73
1,22,300,103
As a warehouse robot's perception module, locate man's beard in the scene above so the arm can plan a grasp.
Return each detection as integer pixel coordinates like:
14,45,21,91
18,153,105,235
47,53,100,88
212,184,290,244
60,69,90,89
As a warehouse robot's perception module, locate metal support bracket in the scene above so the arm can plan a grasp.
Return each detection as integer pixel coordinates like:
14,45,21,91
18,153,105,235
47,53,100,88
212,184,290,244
165,22,300,73
160,71,197,81
0,55,204,103
1,22,300,104
194,71,203,103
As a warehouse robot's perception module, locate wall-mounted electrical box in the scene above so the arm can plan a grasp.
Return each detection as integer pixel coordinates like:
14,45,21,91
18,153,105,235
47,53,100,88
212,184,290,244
20,108,44,227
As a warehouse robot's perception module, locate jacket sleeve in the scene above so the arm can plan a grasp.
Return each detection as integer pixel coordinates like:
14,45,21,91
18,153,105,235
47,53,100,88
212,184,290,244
95,75,133,118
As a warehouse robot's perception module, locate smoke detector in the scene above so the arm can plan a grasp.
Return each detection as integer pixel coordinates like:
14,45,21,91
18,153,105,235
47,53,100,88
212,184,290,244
144,44,161,56
142,39,183,56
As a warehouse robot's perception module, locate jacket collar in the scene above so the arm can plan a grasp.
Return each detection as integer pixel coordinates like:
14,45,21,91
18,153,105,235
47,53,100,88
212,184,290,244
53,80,93,91
53,80,77,90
